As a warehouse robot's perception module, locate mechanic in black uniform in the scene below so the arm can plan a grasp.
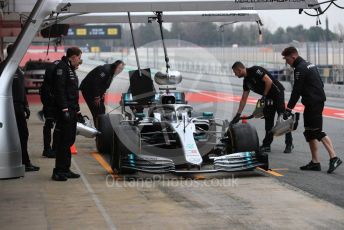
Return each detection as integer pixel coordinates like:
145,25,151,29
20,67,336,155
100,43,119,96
0,44,40,172
231,61,294,153
52,47,85,181
40,60,60,158
79,60,125,125
282,46,342,173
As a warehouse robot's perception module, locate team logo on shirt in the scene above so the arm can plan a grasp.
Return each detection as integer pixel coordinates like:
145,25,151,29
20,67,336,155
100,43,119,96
100,72,106,78
256,69,263,76
307,64,315,69
295,72,300,80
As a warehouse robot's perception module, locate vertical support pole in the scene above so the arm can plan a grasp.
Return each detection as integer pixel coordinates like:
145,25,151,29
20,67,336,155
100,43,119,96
0,0,62,179
127,12,141,76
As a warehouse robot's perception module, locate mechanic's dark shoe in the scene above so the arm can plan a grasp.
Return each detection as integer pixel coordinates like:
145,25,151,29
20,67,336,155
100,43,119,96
65,170,80,179
327,157,342,174
42,148,56,158
283,144,294,154
300,161,321,171
25,163,40,172
259,145,271,153
52,169,68,181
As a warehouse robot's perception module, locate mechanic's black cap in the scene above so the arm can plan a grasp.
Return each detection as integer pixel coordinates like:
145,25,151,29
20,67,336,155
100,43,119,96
281,46,298,57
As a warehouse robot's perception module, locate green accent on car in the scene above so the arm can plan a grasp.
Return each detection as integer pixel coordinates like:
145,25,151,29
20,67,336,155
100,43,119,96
202,112,213,117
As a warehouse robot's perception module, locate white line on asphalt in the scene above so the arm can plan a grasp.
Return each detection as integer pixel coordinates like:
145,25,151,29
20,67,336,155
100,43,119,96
180,87,242,103
182,87,344,121
72,159,117,230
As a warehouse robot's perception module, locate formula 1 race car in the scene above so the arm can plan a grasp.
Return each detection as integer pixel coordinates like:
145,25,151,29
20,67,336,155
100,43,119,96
95,68,268,174
95,11,267,174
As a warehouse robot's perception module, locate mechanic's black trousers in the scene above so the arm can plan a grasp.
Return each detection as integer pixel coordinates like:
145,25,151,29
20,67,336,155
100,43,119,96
54,111,77,172
43,106,56,150
262,93,293,147
81,91,105,127
43,118,56,150
14,104,31,165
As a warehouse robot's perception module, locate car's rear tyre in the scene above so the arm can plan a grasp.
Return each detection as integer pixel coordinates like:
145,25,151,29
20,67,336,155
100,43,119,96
226,123,259,153
96,114,113,154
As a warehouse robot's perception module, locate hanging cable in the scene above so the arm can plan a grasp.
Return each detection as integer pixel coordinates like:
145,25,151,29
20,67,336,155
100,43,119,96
155,11,170,73
303,1,333,17
333,1,344,9
308,0,335,7
316,16,322,25
46,12,59,58
45,13,53,57
303,0,344,16
257,21,262,35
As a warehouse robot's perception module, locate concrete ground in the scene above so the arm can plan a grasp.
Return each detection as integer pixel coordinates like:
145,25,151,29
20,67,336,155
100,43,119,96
0,103,344,229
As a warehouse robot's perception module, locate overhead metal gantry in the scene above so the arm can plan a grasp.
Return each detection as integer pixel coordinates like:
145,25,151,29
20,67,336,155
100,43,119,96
56,0,320,12
0,0,320,179
58,11,261,24
1,0,320,18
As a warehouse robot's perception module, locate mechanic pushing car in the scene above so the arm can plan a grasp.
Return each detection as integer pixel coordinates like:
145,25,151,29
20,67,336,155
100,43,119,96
231,61,294,154
282,46,342,173
39,60,60,158
51,47,85,181
79,60,125,126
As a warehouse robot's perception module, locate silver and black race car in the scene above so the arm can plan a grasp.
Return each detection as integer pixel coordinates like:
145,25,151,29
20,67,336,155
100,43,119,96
95,11,268,175
95,68,268,174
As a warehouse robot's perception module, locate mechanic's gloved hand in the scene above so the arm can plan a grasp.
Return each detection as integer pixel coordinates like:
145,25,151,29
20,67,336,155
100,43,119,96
62,109,70,122
24,107,30,119
77,112,86,124
283,109,292,120
260,95,266,106
230,113,241,124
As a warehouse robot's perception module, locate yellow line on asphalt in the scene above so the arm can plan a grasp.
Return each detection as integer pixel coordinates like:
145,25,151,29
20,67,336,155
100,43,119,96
257,167,284,177
194,175,206,180
91,152,121,179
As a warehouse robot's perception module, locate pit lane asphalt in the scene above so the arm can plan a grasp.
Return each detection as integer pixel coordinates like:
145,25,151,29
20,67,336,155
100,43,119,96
2,68,342,229
107,70,344,209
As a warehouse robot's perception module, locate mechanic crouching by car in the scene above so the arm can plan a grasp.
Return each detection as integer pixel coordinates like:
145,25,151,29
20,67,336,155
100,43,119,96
79,60,125,126
231,61,294,154
51,47,85,181
0,44,40,172
282,46,342,173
